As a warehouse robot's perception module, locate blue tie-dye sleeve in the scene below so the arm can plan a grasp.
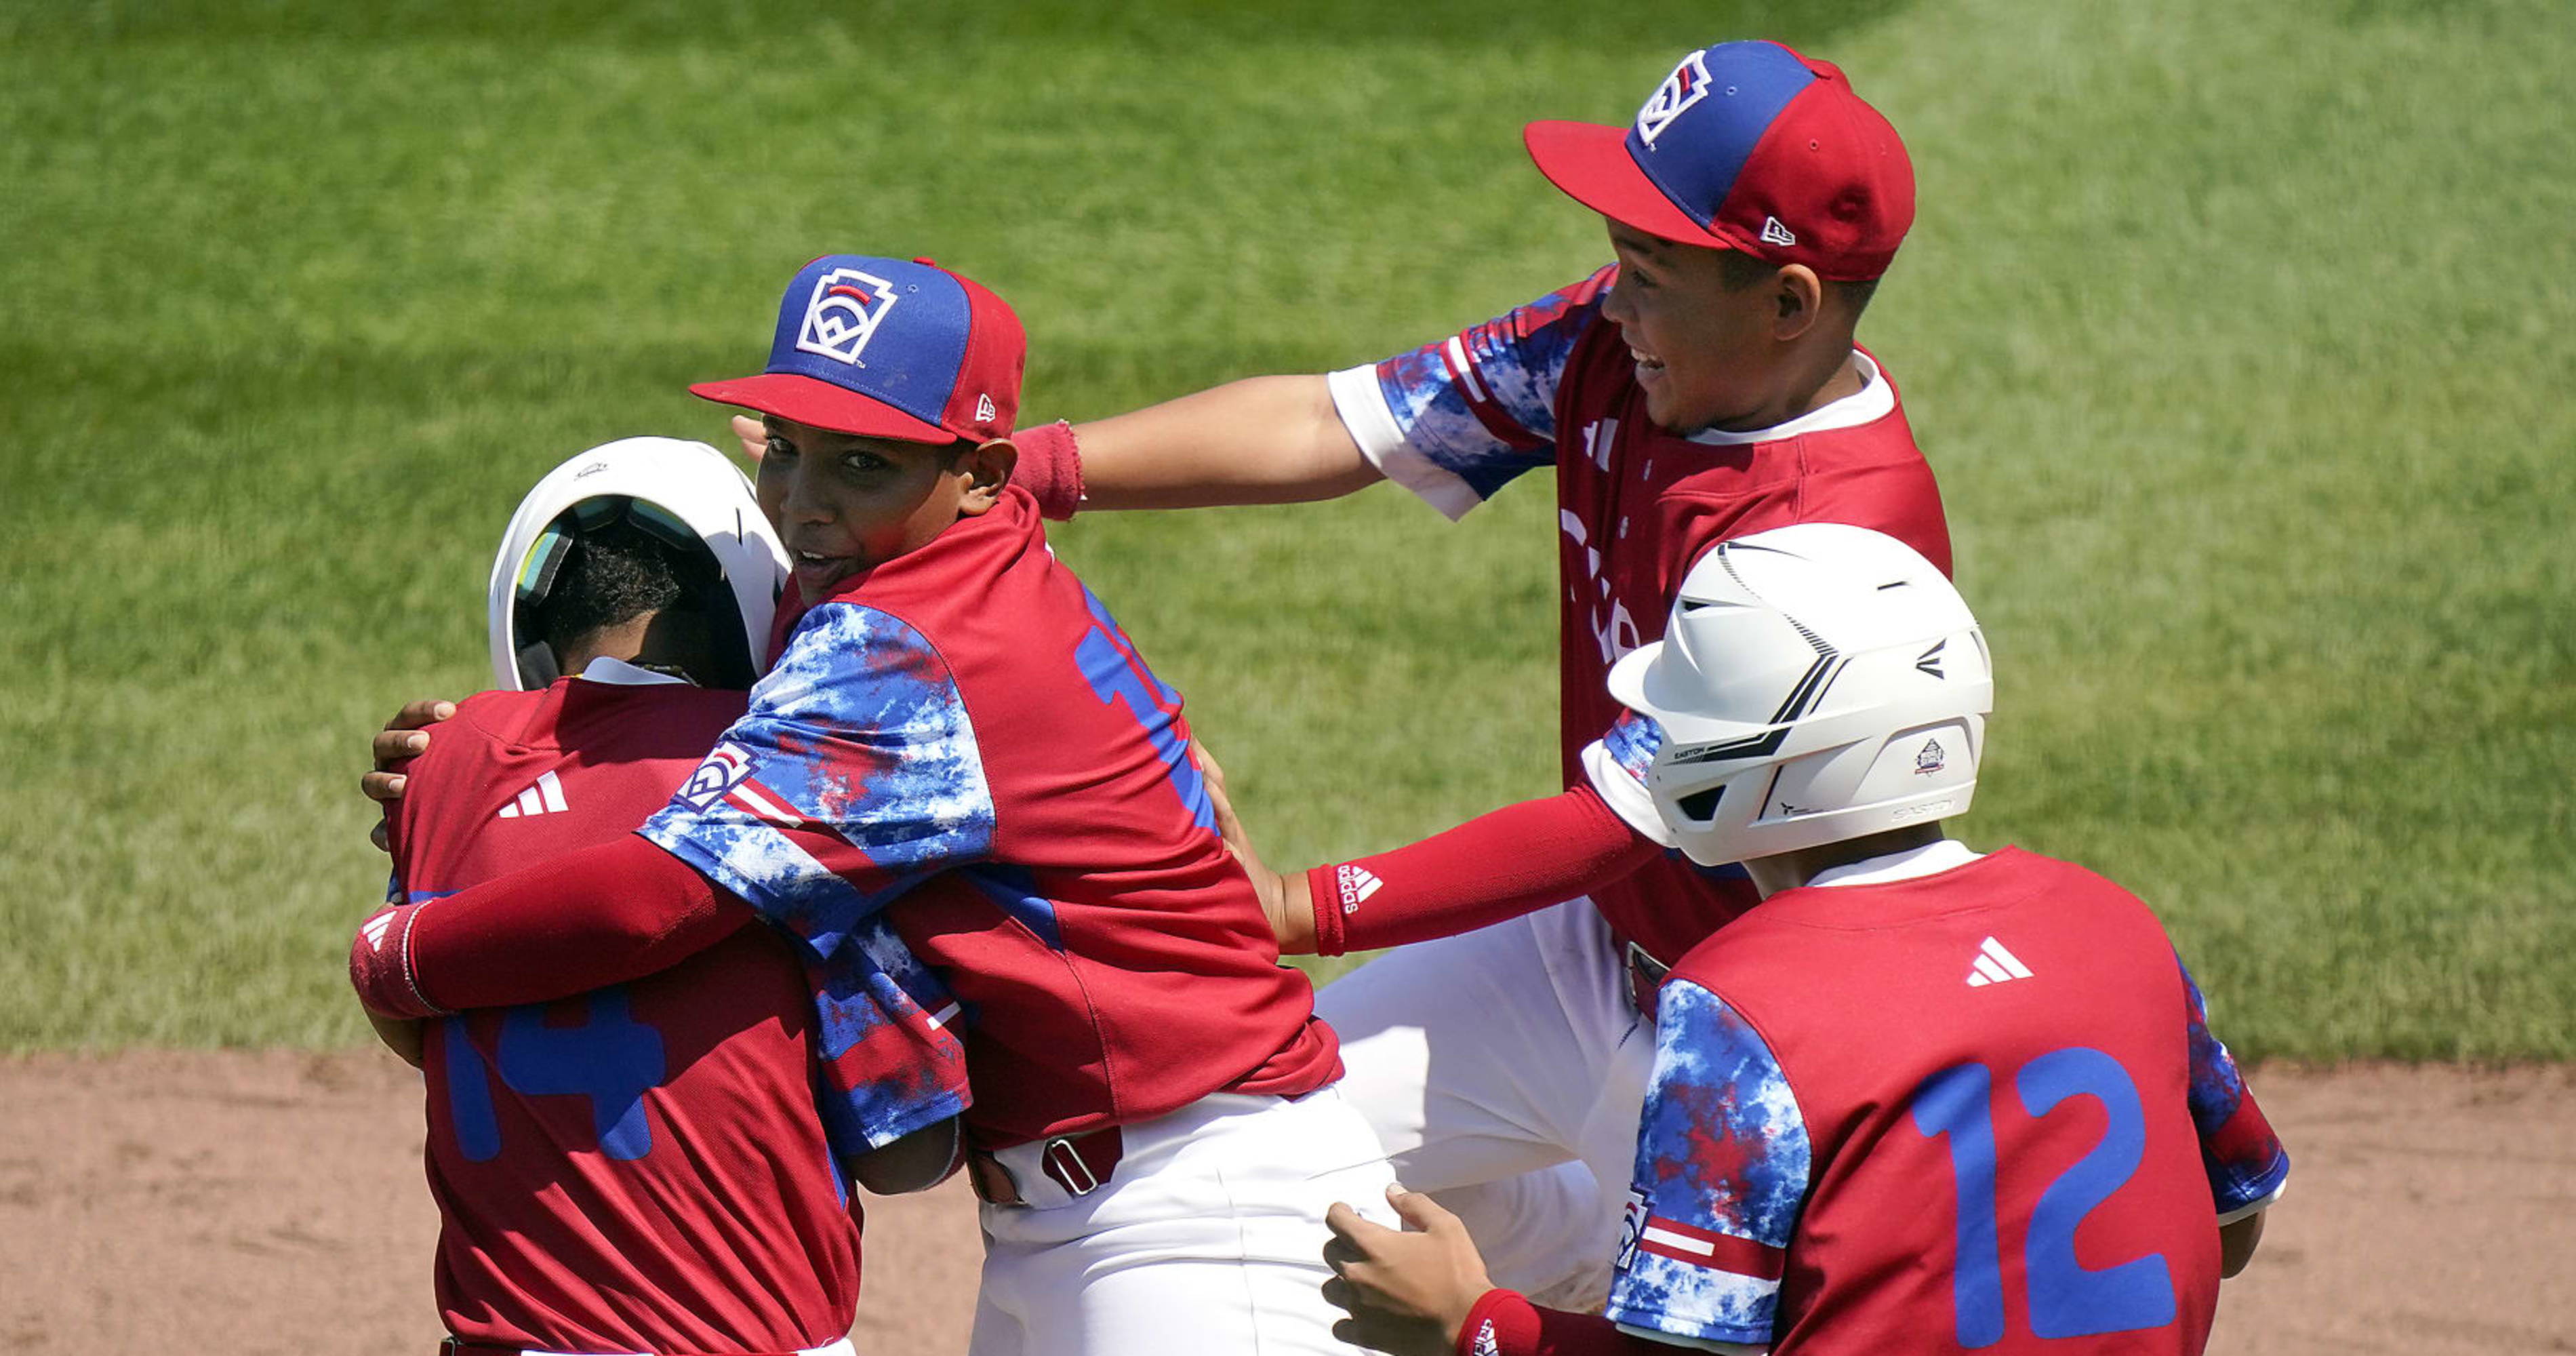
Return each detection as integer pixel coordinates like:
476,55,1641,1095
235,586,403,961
639,601,997,962
1327,267,1613,521
803,917,971,1156
2177,955,2290,1220
1607,976,1809,1347
1580,709,1675,847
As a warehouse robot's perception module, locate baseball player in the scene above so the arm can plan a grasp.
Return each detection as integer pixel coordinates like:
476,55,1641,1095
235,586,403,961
350,256,1399,1356
370,437,969,1355
1321,523,2291,1356
822,39,1952,1301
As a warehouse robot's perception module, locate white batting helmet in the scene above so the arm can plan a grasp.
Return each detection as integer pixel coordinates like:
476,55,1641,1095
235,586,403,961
487,437,787,691
1607,523,1992,866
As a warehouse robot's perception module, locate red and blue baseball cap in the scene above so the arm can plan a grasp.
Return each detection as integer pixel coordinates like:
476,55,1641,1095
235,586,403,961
690,254,1024,443
1525,41,1913,281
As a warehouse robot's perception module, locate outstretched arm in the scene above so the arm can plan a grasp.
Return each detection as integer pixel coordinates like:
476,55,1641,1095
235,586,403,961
1062,376,1382,510
732,375,1376,517
1289,788,1662,957
351,835,750,1017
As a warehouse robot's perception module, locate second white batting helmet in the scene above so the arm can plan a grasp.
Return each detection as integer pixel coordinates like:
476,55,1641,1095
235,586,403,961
1607,522,1992,867
486,437,788,692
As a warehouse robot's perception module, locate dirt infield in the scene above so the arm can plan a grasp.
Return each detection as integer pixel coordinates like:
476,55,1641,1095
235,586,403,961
2,1053,2567,1354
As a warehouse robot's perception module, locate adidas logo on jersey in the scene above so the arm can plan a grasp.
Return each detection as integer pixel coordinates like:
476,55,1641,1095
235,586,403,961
1334,864,1384,915
1470,1319,1503,1356
359,912,394,953
1965,936,2034,987
496,770,569,820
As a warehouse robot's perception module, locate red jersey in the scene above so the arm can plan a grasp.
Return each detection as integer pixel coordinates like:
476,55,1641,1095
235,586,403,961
1605,845,2288,1354
641,487,1341,1149
386,664,865,1354
1332,266,1951,965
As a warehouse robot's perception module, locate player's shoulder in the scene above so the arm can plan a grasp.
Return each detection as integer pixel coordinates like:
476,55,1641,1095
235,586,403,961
1980,845,2157,913
433,687,555,757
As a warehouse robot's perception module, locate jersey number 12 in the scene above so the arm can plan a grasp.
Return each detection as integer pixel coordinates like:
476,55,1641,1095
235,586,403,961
1909,1046,2177,1347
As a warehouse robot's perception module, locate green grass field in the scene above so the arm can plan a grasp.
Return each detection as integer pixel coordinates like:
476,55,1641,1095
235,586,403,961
3,0,2569,1058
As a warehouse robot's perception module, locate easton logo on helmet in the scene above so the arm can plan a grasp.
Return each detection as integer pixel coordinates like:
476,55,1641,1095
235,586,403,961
796,266,902,366
1634,48,1712,147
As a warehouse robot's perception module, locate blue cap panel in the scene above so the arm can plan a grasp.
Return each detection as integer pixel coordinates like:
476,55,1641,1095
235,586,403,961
763,256,968,426
1620,41,1817,228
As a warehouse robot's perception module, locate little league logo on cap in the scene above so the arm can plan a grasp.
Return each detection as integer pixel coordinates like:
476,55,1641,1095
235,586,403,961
1524,39,1915,281
1634,49,1712,147
796,266,901,366
691,254,1026,445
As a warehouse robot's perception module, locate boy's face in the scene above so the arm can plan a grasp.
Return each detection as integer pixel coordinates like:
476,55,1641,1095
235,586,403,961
756,416,982,599
1599,223,1785,434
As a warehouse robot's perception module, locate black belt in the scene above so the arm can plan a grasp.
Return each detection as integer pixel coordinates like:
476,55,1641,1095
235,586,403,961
965,1125,1125,1205
1623,938,1673,1022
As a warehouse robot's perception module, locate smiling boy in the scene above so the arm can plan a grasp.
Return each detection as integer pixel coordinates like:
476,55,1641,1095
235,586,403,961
350,255,1396,1355
954,39,1950,1305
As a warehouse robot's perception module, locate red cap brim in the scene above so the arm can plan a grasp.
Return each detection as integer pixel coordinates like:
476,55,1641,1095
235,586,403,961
1523,120,1746,252
688,375,954,443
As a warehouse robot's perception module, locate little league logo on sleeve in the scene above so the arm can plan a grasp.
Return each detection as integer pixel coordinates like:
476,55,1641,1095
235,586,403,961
675,741,759,812
1635,48,1712,146
1616,1187,1653,1271
796,266,901,365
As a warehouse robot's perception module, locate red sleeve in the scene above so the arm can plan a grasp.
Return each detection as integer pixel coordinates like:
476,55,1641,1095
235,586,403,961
1305,786,1661,956
1455,1289,1667,1356
348,834,752,1018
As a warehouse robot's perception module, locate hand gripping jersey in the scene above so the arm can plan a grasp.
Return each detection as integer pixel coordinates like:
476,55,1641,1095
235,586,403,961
1329,267,1952,968
643,486,1341,1149
387,663,958,1353
1607,848,2288,1355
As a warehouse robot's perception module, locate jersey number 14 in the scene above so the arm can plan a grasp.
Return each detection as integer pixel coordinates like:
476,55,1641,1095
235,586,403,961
442,988,668,1163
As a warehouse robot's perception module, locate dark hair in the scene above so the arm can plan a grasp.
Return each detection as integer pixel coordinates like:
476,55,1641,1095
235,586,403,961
530,518,700,656
1716,250,1882,322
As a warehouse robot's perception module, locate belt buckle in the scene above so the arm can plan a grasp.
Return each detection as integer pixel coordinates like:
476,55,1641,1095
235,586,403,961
1041,1134,1102,1197
1624,940,1672,1022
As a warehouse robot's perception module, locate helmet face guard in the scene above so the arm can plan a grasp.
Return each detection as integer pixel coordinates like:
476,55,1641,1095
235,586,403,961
487,439,787,692
1609,523,1992,867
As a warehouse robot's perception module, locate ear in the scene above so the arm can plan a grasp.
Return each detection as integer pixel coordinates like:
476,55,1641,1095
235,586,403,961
1771,264,1826,342
954,437,1020,517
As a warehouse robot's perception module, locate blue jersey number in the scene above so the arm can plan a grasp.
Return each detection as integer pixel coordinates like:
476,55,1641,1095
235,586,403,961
1910,1046,2177,1347
1074,587,1215,831
441,986,669,1163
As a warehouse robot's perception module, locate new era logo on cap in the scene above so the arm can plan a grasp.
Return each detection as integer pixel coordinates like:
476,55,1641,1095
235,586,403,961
691,254,1026,445
1525,39,1914,281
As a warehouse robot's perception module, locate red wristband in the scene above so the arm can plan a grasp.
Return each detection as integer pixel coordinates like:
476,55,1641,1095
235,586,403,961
1013,419,1086,520
1457,1290,1541,1356
349,902,449,1019
1457,1286,1647,1356
1306,863,1349,957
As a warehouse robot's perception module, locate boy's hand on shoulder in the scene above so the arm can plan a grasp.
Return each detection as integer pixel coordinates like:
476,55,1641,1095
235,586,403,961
362,698,454,852
1193,738,1316,954
1323,1185,1495,1356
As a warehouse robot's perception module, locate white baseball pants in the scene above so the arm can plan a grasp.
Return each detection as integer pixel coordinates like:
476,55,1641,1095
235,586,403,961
1314,896,1653,1309
965,1085,1398,1356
